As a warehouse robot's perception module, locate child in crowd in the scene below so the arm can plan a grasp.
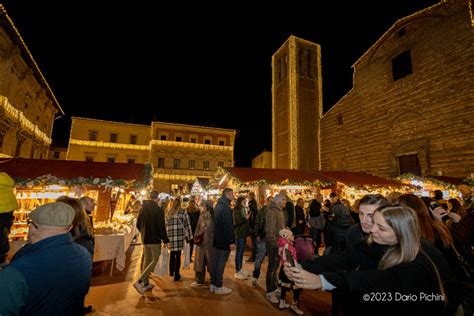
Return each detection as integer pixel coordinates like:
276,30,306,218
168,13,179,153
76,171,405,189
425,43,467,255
278,228,304,315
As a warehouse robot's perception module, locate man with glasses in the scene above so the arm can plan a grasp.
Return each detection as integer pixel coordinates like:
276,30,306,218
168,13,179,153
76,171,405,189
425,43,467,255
0,202,92,315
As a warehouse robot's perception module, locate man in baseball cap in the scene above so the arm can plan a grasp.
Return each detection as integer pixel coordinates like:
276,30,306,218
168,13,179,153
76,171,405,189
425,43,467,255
0,202,92,315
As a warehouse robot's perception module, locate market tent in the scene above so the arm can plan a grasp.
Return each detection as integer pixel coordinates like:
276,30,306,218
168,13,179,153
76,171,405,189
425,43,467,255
317,171,410,188
216,167,333,187
0,158,152,189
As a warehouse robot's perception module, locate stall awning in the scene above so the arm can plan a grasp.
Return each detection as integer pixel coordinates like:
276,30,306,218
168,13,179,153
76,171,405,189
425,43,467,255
317,171,410,188
0,158,152,189
216,167,333,187
215,167,409,189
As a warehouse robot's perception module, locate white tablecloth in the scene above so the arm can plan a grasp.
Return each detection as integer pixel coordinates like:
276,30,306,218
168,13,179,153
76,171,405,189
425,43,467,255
93,224,136,271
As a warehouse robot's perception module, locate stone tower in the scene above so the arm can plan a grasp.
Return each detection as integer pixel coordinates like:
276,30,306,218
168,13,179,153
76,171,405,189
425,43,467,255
272,36,322,170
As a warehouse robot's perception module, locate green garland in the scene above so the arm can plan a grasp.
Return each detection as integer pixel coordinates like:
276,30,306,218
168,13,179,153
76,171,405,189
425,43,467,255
14,163,154,190
215,166,333,189
395,173,472,191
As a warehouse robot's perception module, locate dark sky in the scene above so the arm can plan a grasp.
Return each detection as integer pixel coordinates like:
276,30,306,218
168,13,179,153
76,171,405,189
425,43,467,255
1,1,438,166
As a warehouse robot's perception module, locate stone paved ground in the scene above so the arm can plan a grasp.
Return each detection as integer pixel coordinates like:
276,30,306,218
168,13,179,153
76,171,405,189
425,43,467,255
85,245,333,316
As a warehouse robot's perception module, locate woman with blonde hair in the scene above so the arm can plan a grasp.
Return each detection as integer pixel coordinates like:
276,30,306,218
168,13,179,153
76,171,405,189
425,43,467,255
165,197,193,281
284,205,460,316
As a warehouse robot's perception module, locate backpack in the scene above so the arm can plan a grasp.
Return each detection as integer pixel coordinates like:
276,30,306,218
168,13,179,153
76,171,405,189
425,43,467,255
294,235,316,262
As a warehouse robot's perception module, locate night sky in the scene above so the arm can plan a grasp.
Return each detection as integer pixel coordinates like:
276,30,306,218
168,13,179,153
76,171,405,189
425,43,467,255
2,1,438,166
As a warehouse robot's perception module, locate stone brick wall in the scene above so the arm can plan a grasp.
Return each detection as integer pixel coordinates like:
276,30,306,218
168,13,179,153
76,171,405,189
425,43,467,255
320,0,474,178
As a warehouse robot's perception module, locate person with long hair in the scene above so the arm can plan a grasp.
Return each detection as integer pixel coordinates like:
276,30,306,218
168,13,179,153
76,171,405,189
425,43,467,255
56,196,94,314
191,200,214,287
56,196,94,257
233,196,250,280
284,205,461,316
165,197,193,282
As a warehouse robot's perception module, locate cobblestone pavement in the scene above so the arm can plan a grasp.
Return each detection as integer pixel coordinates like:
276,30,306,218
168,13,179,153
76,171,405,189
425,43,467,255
85,245,333,316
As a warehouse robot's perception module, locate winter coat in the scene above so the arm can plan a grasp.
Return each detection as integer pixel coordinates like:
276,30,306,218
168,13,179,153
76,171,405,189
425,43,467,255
265,201,286,249
294,205,306,235
166,209,193,252
194,210,214,273
233,207,249,239
0,172,18,213
213,196,235,250
313,240,462,316
248,198,259,233
136,200,169,244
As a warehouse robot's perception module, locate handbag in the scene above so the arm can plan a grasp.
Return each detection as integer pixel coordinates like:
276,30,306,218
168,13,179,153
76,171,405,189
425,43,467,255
451,244,474,282
194,232,204,246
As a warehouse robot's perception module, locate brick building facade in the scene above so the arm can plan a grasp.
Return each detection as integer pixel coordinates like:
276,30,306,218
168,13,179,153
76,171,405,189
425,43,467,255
272,0,474,179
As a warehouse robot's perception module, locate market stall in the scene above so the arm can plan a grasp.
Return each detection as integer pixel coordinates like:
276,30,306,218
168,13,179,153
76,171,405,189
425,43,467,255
211,167,333,204
317,171,414,204
395,173,473,199
211,167,412,205
1,157,152,269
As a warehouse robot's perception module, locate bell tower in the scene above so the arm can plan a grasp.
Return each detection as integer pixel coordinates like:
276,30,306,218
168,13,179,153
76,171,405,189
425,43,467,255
272,36,322,170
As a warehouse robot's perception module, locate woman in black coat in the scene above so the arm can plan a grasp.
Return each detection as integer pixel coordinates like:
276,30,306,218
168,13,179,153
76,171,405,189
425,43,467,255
285,205,462,316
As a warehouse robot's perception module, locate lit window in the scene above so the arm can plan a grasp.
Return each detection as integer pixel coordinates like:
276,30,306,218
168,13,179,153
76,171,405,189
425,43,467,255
189,160,195,169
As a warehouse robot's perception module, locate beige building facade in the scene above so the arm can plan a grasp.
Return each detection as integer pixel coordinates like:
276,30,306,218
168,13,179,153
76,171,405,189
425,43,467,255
67,117,150,164
0,5,63,159
67,117,236,192
151,122,236,192
252,150,272,169
273,0,474,179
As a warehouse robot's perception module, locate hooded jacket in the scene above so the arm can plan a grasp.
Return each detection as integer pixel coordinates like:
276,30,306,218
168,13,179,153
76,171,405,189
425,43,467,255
0,172,18,213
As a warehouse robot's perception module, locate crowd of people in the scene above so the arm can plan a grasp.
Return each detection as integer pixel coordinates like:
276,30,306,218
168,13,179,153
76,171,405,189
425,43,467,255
0,167,473,315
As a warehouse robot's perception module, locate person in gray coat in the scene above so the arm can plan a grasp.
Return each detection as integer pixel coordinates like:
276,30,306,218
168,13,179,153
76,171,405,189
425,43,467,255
191,200,215,287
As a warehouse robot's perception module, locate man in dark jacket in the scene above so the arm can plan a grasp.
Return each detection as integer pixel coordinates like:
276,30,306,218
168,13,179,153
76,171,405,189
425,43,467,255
134,191,169,295
0,202,92,315
247,191,259,262
210,188,235,295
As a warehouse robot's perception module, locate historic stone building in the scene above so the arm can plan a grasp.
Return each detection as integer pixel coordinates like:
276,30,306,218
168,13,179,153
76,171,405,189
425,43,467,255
272,0,474,179
272,37,322,170
151,122,236,192
252,150,272,169
0,5,63,159
67,117,236,192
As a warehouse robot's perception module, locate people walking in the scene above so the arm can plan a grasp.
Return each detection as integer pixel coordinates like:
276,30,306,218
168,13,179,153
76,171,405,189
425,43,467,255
210,188,235,295
134,191,169,294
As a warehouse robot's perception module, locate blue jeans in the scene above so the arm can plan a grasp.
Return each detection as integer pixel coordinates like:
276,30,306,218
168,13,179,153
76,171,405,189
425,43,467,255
235,238,245,273
210,248,230,288
252,238,266,279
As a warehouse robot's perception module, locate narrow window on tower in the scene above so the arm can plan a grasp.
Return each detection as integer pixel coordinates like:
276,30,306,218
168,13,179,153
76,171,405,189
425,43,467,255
307,49,314,78
337,114,344,125
276,59,282,83
392,50,412,81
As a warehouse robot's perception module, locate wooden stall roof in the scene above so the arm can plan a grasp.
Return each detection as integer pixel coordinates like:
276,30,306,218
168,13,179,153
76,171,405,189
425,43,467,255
220,167,332,186
0,158,148,183
317,171,409,188
218,167,409,188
